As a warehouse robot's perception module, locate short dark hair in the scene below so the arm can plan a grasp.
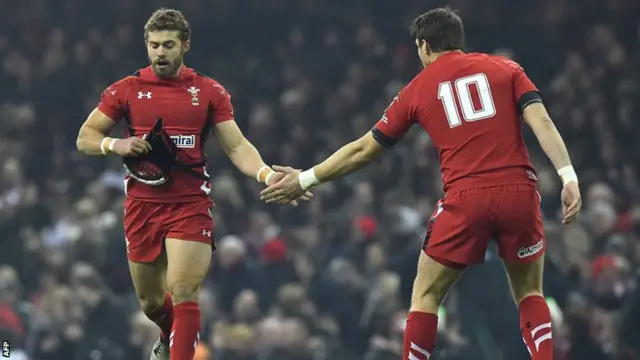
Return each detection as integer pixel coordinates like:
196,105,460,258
410,7,465,52
144,8,191,42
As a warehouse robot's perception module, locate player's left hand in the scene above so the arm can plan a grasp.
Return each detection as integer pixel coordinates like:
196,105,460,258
261,166,310,205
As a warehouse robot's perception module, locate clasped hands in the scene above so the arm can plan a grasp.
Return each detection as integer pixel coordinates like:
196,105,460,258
261,166,310,205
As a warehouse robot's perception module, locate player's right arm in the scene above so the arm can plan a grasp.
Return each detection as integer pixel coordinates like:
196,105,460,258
260,86,415,204
208,82,276,185
76,79,151,156
515,67,581,223
303,86,416,186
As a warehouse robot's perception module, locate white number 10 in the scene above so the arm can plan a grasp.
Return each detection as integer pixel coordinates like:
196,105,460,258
438,73,496,128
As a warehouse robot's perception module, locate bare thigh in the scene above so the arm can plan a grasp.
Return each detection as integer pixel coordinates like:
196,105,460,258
128,251,168,312
165,238,213,304
411,251,464,313
502,254,545,305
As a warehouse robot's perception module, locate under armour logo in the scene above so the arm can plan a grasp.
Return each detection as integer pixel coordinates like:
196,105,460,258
408,342,431,360
138,91,152,99
202,230,212,237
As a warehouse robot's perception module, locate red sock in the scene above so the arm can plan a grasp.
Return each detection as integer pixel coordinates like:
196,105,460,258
145,292,174,343
169,301,201,360
403,311,437,360
519,295,554,359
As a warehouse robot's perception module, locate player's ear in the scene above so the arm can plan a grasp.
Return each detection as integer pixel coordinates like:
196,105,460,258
182,40,191,53
421,40,432,55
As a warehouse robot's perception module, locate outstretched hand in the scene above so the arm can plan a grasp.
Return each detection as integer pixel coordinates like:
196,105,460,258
261,165,312,205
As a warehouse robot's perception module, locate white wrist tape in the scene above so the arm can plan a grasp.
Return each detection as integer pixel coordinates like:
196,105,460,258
264,170,275,185
298,168,321,190
557,165,578,186
108,138,118,152
100,138,110,155
256,165,269,182
257,165,274,184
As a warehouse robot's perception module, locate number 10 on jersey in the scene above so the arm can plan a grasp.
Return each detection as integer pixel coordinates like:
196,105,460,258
438,73,496,128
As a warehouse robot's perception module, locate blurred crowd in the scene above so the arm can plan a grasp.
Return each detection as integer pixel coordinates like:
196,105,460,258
1,0,640,359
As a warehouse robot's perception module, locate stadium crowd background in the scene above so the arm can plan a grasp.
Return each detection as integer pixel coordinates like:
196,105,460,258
1,0,640,359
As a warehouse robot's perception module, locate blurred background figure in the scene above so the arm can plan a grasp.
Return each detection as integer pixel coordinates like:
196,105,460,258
1,0,640,359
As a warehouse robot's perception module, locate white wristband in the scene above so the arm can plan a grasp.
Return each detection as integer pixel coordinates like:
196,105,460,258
298,168,321,190
557,165,578,186
108,138,118,152
100,138,110,155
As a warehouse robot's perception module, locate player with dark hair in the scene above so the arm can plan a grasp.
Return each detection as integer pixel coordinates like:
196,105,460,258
261,7,580,360
76,8,309,360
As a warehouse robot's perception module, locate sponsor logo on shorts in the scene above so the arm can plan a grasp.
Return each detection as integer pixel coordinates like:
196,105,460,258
202,229,212,237
517,239,544,259
170,135,196,148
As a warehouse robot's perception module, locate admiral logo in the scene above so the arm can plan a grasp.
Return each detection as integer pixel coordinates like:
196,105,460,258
170,135,196,148
517,239,544,259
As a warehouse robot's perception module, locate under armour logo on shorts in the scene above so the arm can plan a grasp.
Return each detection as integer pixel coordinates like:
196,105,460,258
202,230,212,237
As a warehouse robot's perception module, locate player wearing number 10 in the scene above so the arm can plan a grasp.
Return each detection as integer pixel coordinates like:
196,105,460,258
260,7,581,360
